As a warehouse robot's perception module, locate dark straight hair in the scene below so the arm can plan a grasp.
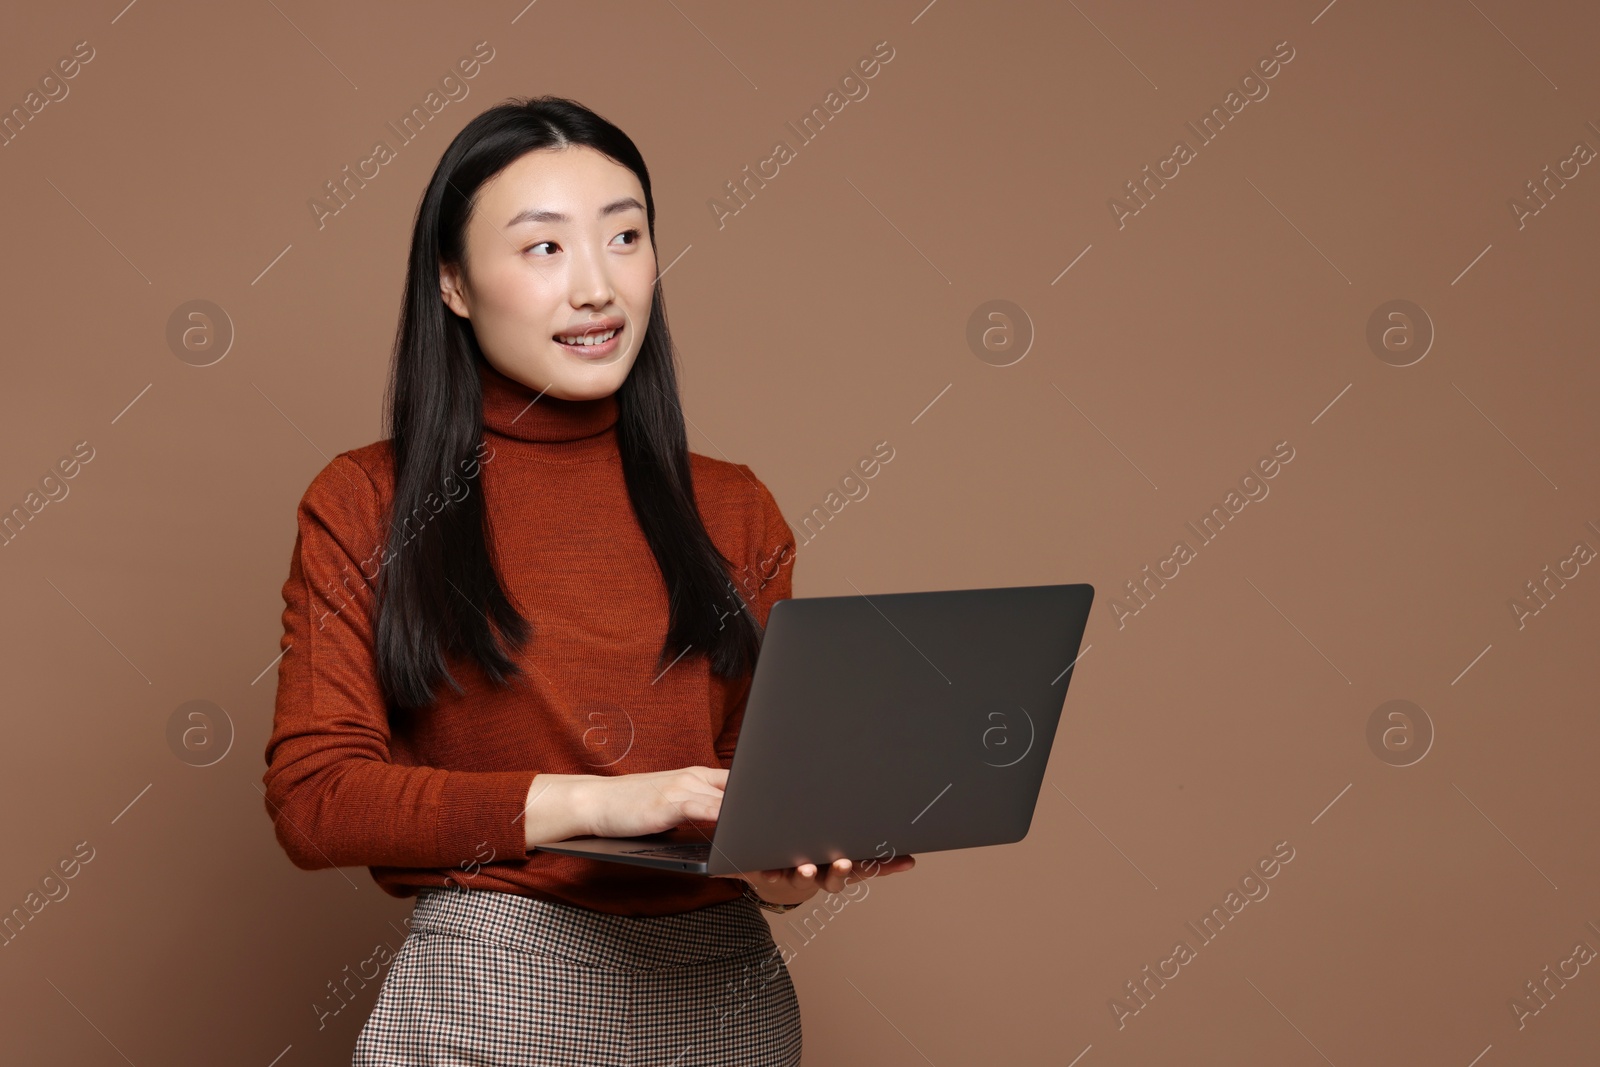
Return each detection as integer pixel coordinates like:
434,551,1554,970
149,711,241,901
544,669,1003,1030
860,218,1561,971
374,95,762,713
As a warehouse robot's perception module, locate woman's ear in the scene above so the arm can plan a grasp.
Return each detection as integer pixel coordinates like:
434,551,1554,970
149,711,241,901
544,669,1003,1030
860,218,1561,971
439,261,470,319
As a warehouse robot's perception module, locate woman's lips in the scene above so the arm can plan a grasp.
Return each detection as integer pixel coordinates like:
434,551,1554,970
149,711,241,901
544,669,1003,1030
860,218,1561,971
554,324,622,359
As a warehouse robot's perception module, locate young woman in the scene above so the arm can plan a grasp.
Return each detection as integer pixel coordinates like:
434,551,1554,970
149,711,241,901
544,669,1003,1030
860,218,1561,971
261,96,915,1064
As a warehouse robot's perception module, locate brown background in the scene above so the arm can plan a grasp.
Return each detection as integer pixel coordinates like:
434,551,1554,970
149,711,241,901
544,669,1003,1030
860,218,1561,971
2,0,1597,1063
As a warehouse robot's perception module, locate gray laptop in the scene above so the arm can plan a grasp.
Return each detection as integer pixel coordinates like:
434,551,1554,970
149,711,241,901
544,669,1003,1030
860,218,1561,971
531,582,1094,875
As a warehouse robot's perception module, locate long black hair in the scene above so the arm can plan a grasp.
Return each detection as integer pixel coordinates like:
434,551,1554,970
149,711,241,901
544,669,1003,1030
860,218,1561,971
373,95,762,712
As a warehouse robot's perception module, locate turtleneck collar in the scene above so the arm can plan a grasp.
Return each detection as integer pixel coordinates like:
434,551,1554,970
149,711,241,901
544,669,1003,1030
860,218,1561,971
478,357,620,461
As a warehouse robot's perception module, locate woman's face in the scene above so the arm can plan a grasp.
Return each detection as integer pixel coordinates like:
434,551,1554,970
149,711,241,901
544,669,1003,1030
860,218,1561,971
440,145,654,401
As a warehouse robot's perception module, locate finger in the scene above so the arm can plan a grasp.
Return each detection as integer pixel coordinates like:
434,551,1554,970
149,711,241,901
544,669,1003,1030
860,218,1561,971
675,798,719,823
827,858,852,892
674,774,724,800
852,855,912,878
811,861,834,891
677,786,726,812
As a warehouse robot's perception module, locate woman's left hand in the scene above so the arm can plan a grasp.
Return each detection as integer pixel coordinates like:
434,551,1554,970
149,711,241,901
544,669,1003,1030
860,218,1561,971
712,854,917,907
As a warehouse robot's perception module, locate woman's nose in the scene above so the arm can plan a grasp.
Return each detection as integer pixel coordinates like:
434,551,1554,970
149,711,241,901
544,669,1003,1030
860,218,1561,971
569,243,615,308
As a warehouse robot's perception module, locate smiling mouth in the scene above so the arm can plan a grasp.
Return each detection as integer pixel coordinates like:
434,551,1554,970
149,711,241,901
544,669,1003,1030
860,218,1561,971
554,326,620,347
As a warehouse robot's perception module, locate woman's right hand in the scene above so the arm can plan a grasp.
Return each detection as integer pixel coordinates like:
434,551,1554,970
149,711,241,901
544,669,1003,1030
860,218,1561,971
579,766,730,838
526,767,729,846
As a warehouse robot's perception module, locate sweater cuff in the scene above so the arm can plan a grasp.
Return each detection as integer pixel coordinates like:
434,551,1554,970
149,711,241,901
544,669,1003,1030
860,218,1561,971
436,769,536,864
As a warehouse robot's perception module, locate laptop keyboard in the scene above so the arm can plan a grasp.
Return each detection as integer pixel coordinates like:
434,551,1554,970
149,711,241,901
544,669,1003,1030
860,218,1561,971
618,842,712,860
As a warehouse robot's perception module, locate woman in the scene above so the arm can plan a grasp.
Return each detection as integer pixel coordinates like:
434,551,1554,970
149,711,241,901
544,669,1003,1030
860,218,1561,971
261,96,915,1065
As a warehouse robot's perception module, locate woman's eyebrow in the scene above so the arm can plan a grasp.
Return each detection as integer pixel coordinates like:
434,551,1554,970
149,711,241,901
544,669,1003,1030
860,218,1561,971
504,197,645,228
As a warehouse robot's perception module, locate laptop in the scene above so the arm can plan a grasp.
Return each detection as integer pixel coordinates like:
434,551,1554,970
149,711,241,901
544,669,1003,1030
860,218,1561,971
531,582,1094,875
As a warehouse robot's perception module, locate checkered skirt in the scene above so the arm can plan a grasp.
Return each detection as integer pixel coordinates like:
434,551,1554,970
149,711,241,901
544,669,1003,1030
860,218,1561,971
352,885,801,1066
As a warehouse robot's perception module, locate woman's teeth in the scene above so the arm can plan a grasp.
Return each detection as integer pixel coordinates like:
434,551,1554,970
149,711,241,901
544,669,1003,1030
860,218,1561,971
556,328,618,346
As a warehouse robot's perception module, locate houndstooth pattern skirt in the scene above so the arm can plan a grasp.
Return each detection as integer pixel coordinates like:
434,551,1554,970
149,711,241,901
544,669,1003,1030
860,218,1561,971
352,884,802,1066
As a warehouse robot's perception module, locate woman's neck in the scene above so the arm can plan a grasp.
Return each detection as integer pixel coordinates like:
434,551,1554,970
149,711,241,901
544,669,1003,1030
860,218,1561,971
478,358,620,453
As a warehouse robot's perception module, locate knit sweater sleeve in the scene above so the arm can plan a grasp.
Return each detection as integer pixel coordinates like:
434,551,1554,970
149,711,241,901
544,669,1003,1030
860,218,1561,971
261,453,533,872
714,467,797,766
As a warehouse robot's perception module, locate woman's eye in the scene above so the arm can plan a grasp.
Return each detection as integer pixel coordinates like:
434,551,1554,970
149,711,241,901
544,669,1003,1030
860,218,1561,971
524,231,638,255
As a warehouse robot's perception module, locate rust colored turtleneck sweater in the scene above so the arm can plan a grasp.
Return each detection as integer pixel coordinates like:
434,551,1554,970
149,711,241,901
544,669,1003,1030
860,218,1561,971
262,358,795,916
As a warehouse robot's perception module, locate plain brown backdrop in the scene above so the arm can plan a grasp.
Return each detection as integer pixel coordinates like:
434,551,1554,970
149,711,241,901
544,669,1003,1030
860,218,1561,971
2,0,1597,1063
